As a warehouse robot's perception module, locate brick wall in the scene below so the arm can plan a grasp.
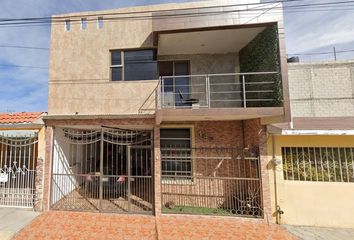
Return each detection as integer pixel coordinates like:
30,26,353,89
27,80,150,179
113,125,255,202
161,120,270,219
288,60,354,117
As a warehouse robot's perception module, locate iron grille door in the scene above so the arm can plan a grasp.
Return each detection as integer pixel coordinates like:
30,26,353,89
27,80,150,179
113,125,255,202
0,133,38,208
51,127,153,214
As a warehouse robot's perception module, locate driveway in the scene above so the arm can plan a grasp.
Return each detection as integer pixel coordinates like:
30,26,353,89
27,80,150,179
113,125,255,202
13,211,297,240
0,208,39,240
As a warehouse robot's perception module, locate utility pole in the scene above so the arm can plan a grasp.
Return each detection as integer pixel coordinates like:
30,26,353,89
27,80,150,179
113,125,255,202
333,46,337,61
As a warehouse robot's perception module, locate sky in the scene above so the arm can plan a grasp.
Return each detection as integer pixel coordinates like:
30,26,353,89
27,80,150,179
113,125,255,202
0,0,353,112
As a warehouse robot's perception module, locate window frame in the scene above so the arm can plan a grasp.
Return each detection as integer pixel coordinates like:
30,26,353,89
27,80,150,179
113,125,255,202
160,127,194,180
110,48,157,82
81,18,87,30
65,19,70,31
281,146,354,183
97,17,103,29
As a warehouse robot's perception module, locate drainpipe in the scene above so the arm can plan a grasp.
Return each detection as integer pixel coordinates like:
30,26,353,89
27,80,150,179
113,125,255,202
272,134,280,224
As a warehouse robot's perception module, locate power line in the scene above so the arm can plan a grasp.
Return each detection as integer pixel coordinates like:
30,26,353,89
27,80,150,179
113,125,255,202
0,64,48,69
0,45,49,50
288,49,354,56
0,0,353,27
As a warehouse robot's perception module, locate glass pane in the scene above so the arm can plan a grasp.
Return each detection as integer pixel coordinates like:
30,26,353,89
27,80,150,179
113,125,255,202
81,18,87,30
111,67,122,81
124,49,157,80
174,62,189,75
162,78,173,92
160,129,190,139
111,51,121,65
98,17,103,29
159,61,173,76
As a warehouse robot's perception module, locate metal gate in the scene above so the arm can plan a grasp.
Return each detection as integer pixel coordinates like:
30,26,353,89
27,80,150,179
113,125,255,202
0,132,38,208
50,127,153,214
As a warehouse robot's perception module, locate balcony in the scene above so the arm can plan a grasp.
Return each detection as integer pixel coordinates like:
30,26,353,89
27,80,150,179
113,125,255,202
139,71,284,122
159,72,280,109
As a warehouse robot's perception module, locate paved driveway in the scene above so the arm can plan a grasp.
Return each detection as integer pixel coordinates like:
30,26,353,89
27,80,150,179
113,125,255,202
13,211,297,240
0,208,39,240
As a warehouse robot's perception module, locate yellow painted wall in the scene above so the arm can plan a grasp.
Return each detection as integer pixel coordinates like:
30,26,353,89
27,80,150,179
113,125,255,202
269,135,354,228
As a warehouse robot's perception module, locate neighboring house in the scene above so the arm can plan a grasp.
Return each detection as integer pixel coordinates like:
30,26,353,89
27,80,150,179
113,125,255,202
41,0,290,224
268,60,354,228
0,112,46,210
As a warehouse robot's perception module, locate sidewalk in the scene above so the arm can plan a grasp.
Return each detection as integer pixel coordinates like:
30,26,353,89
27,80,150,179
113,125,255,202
0,208,39,240
285,225,354,240
13,211,297,240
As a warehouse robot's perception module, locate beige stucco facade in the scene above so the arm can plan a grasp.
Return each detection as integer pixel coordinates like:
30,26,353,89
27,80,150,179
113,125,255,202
48,0,290,122
268,135,354,228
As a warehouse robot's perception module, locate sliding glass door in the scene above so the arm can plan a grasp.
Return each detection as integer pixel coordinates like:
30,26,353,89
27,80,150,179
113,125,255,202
158,61,190,107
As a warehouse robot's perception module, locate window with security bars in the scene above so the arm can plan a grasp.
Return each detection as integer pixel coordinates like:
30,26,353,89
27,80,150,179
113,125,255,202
282,147,354,182
160,128,192,177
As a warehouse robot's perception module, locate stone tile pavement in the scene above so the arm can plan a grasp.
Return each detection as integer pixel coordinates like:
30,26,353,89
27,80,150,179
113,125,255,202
285,225,354,240
0,208,39,240
12,211,297,240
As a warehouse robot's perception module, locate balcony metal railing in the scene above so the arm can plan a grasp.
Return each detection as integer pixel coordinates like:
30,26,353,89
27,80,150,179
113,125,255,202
138,72,281,113
159,72,280,109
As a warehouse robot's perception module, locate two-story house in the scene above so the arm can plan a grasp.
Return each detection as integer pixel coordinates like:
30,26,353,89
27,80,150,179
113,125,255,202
42,0,290,223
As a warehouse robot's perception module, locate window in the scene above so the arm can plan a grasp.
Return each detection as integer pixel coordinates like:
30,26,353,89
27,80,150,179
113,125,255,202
282,147,354,182
160,128,192,177
158,61,190,107
65,19,70,31
81,18,87,30
110,49,157,81
98,17,103,29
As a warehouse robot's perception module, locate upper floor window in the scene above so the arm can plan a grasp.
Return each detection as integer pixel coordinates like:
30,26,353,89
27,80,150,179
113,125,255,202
65,19,70,31
98,17,103,29
81,18,87,30
110,49,157,81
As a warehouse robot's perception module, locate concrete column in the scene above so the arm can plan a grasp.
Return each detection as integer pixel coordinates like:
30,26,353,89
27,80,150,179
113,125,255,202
153,125,161,215
34,127,46,211
259,126,273,223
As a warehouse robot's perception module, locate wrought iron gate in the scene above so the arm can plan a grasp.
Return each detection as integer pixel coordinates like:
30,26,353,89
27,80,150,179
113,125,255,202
50,127,153,214
0,133,38,208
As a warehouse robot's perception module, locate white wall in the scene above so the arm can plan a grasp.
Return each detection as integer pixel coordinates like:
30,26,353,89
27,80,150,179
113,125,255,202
288,60,354,117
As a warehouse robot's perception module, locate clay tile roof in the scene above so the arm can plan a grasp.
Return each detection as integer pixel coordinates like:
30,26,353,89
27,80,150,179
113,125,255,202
0,112,45,125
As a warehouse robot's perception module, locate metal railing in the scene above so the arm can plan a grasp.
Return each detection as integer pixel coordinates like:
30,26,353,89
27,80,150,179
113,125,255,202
0,133,38,208
161,147,263,218
282,147,354,182
159,72,280,109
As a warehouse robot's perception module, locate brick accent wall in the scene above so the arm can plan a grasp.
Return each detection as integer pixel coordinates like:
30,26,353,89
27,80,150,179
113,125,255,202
244,118,272,222
161,120,271,220
288,61,354,117
34,156,44,211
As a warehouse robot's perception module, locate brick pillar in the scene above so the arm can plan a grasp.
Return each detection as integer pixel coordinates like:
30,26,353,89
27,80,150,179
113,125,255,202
34,156,44,211
42,126,54,211
258,126,272,223
153,125,161,215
